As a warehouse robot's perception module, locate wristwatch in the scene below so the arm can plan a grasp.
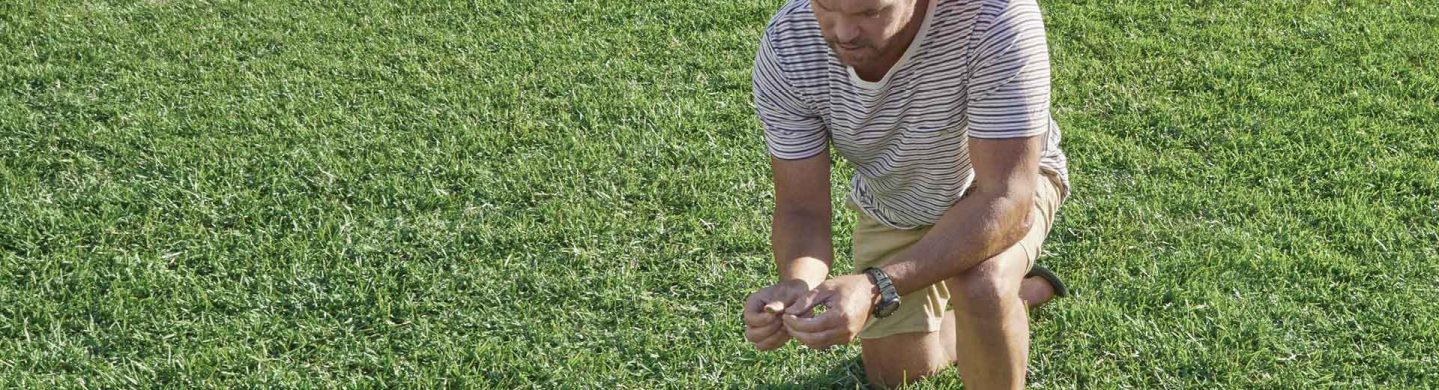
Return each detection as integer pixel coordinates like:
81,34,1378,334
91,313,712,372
863,267,901,318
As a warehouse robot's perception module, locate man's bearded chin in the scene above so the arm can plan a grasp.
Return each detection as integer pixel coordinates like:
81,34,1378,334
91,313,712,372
828,40,879,65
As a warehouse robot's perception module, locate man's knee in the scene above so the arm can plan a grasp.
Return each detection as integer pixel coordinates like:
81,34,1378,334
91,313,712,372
946,255,1024,319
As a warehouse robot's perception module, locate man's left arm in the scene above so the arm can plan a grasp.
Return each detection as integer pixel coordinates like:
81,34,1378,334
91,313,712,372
879,135,1042,296
885,0,1056,294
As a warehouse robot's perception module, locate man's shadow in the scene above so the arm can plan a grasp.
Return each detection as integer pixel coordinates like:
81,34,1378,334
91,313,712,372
756,356,870,389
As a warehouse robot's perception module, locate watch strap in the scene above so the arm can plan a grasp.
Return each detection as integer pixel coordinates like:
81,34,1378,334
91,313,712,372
863,267,901,317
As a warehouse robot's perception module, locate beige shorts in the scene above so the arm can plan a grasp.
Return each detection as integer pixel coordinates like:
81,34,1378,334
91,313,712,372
848,171,1065,339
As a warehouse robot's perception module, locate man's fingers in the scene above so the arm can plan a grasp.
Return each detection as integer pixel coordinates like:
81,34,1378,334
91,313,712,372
763,301,786,314
745,322,782,343
743,292,782,328
753,328,791,351
783,309,855,349
782,309,842,333
743,292,766,321
789,327,847,350
743,309,778,328
785,289,826,317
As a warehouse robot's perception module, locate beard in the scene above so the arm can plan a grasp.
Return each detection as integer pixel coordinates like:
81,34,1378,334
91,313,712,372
826,38,882,66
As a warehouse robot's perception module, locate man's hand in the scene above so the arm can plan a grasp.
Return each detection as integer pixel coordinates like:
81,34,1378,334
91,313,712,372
743,279,813,350
781,274,879,350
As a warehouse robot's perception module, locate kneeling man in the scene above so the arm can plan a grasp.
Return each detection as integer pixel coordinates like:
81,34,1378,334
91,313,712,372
741,0,1072,388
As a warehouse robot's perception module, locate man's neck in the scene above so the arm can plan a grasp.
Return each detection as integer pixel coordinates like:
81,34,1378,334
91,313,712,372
852,0,930,82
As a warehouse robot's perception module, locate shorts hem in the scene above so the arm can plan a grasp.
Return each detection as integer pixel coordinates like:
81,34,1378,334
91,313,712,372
856,317,945,340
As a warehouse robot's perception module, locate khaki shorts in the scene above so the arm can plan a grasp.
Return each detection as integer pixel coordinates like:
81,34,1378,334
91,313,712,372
847,171,1065,339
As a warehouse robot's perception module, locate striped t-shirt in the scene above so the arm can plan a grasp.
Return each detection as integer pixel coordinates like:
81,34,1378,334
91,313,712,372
753,0,1071,229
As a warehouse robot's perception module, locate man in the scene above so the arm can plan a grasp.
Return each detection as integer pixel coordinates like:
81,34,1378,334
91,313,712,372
740,0,1071,388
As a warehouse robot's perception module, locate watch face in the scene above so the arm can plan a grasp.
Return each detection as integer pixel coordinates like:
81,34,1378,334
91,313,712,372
875,299,900,318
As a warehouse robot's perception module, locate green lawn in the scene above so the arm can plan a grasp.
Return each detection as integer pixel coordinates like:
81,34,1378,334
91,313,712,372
2,0,1437,387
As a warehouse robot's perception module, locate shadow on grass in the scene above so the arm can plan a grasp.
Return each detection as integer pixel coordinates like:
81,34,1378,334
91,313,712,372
754,355,869,389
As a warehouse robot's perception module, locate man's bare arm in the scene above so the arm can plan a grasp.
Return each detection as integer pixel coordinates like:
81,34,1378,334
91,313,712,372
878,136,1043,295
771,152,835,290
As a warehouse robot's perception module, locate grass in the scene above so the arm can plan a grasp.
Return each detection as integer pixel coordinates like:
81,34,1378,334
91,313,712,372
1,0,1436,387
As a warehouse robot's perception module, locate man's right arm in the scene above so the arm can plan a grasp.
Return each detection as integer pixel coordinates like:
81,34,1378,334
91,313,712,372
770,152,833,290
746,20,832,349
753,24,832,289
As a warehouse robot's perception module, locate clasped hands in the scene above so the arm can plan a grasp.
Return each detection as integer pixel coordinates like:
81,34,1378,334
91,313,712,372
742,274,880,351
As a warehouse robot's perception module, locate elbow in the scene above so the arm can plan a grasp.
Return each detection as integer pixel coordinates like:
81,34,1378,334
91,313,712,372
993,194,1036,251
774,202,830,226
1004,208,1033,245
774,196,831,221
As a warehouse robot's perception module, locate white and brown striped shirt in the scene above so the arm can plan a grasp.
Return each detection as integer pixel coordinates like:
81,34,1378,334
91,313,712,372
754,0,1070,229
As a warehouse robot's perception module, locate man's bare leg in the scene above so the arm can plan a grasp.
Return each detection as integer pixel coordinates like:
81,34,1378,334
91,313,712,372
940,275,1052,361
857,275,1056,388
858,330,951,388
942,276,1052,360
945,247,1031,390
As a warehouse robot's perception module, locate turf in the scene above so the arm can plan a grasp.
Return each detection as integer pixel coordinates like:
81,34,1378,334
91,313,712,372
1,0,1436,387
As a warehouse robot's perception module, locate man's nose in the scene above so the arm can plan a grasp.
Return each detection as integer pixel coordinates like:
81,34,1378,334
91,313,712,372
835,21,861,44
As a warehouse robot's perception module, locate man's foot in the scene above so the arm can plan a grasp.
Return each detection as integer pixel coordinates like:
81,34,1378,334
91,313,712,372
1019,276,1056,310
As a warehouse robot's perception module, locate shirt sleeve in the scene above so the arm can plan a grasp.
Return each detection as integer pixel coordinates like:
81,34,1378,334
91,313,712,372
966,1,1052,139
753,34,829,160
